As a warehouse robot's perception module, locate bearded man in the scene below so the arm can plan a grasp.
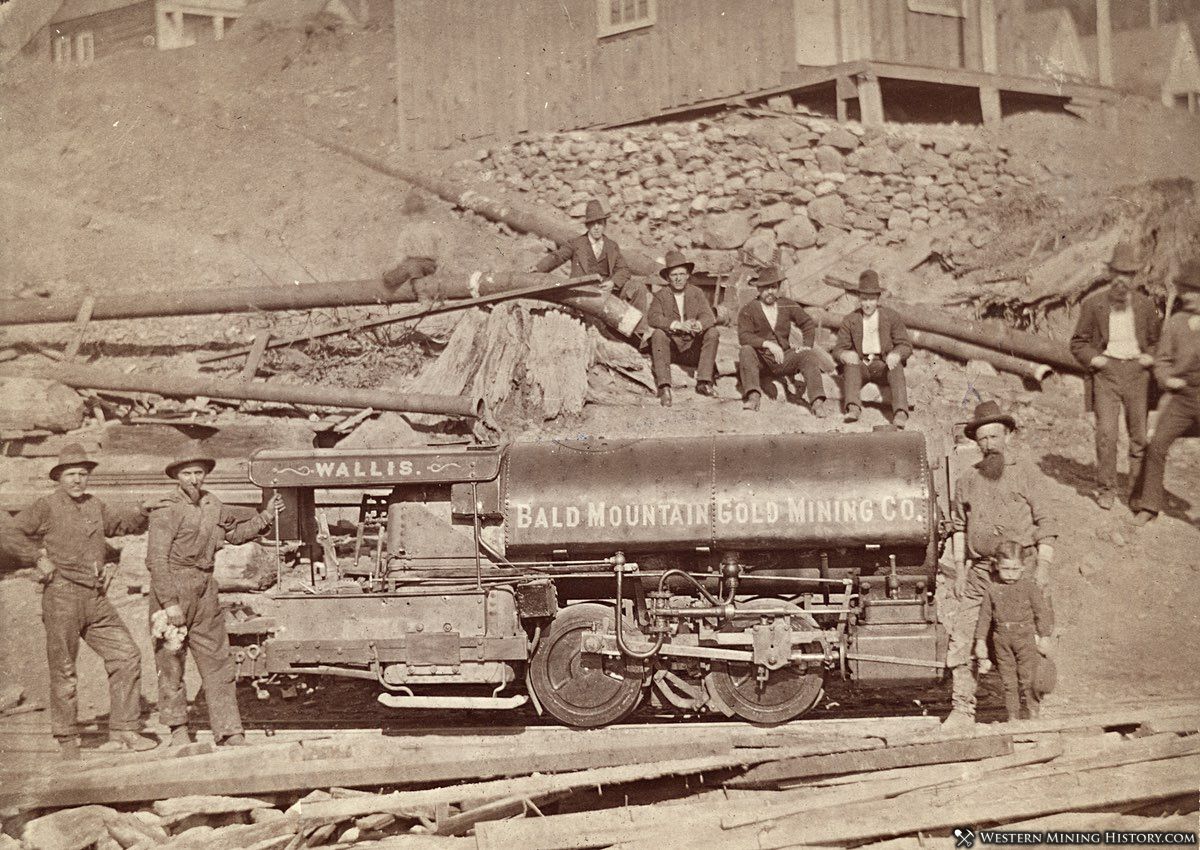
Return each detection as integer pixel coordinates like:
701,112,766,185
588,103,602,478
147,444,283,747
941,401,1058,730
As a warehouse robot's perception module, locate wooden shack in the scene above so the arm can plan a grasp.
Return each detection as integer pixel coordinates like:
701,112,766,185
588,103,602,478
1001,7,1090,83
394,0,1116,149
1081,23,1200,111
21,0,154,65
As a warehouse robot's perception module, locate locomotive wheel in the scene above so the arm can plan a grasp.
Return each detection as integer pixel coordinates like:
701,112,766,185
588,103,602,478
528,603,647,728
706,600,825,726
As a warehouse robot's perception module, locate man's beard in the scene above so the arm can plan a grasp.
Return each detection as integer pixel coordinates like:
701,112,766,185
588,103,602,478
979,452,1006,481
180,482,203,502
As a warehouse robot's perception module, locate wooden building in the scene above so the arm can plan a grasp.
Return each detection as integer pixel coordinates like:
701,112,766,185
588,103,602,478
21,0,154,65
154,0,247,51
1001,7,1090,83
1081,23,1200,112
394,0,1117,150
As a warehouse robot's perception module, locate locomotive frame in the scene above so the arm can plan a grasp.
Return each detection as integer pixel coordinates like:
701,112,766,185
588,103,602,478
235,431,953,728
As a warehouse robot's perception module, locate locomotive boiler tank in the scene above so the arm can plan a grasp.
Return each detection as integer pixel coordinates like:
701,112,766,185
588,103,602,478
501,431,934,569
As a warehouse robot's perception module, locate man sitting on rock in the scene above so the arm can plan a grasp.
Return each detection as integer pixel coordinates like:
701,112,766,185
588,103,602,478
736,265,831,415
833,270,912,428
534,199,651,316
646,250,720,407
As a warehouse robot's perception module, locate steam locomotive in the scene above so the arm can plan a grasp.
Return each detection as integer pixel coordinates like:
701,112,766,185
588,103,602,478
235,431,951,727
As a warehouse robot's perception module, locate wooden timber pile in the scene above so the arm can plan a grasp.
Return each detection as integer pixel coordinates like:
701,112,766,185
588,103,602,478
3,702,1197,850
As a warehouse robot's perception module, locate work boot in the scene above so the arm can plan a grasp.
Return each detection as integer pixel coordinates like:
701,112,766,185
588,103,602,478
218,733,249,747
940,710,976,733
892,409,909,429
844,404,861,423
1130,510,1155,526
169,725,192,747
658,386,672,407
695,381,715,397
1096,491,1115,511
811,397,830,419
106,730,158,752
742,391,761,412
57,737,82,761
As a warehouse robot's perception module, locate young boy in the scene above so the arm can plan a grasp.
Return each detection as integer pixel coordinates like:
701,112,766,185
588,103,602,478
974,541,1054,721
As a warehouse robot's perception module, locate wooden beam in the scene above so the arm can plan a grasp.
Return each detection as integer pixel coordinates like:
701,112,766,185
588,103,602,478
1096,0,1114,86
62,295,94,361
979,0,998,73
980,85,1002,123
239,331,270,380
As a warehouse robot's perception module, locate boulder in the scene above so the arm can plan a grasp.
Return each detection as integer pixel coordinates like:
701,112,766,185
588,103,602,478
887,210,912,232
756,201,793,225
0,377,85,434
819,128,860,151
775,214,818,249
700,212,752,249
741,230,778,266
814,146,844,173
807,194,847,230
758,172,791,193
856,145,902,175
214,542,278,592
23,806,117,850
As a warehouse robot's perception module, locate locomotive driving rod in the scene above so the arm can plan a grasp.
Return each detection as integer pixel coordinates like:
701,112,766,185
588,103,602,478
0,361,482,417
0,271,642,339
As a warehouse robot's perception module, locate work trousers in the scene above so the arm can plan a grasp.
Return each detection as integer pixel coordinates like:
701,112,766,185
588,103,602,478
649,327,719,388
939,563,989,716
738,345,825,402
1132,388,1200,515
151,569,243,739
992,622,1040,721
42,577,143,738
1092,359,1150,495
842,358,908,412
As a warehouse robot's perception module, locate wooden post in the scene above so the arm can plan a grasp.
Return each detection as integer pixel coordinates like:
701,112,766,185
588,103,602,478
155,5,170,49
1148,0,1159,29
63,296,95,361
1096,0,1114,87
978,0,1001,123
213,15,224,40
857,72,884,126
836,75,856,123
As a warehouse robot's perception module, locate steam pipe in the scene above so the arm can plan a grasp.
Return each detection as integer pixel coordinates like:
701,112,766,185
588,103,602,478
613,556,663,660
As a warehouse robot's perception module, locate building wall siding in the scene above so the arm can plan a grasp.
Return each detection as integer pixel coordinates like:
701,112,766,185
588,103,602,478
36,0,154,62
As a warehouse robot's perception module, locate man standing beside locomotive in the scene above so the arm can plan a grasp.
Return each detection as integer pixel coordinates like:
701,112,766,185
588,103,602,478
5,445,158,758
1069,241,1160,510
833,270,913,428
942,401,1058,731
646,250,720,407
148,444,283,747
736,265,831,415
1131,259,1200,525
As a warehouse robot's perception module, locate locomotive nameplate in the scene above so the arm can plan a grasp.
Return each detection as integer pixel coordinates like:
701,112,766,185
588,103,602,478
249,448,502,487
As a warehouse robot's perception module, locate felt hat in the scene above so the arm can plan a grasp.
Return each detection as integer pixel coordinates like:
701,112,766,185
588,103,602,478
963,400,1018,440
1175,258,1200,292
659,250,696,281
583,200,608,224
165,442,217,479
752,266,787,288
1108,240,1142,274
49,444,98,481
854,269,883,296
1034,654,1057,697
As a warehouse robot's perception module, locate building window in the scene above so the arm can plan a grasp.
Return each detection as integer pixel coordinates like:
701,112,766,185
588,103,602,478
74,31,95,64
598,0,655,38
907,0,964,17
52,34,70,63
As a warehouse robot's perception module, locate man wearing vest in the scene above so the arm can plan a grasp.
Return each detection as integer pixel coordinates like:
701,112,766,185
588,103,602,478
833,270,913,428
6,445,158,758
736,265,831,415
645,251,720,407
1069,241,1161,510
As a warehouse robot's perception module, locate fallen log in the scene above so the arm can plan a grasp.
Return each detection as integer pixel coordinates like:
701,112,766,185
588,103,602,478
0,361,481,418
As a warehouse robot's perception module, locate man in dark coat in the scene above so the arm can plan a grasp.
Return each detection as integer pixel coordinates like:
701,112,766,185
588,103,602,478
148,444,283,748
534,199,650,314
1131,259,1200,525
5,445,157,758
736,265,830,415
1069,241,1161,509
832,270,913,427
646,250,719,407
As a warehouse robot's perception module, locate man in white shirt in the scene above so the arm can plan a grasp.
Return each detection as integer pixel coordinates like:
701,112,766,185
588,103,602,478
832,270,913,427
646,251,719,406
1069,242,1161,510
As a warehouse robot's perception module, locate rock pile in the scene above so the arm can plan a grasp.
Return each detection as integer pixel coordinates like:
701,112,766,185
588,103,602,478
477,111,1036,272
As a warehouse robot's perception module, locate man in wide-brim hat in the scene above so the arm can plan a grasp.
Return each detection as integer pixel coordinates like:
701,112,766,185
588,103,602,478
1069,239,1161,510
3,445,157,758
832,270,914,428
1131,258,1200,525
645,250,720,406
940,400,1058,732
534,198,651,318
147,443,284,748
735,265,831,415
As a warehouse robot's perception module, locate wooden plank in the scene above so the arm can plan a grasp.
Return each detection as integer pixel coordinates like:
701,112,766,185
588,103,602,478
728,735,1013,788
1136,715,1200,735
239,331,270,381
63,295,95,361
2,736,733,812
1096,0,1113,86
